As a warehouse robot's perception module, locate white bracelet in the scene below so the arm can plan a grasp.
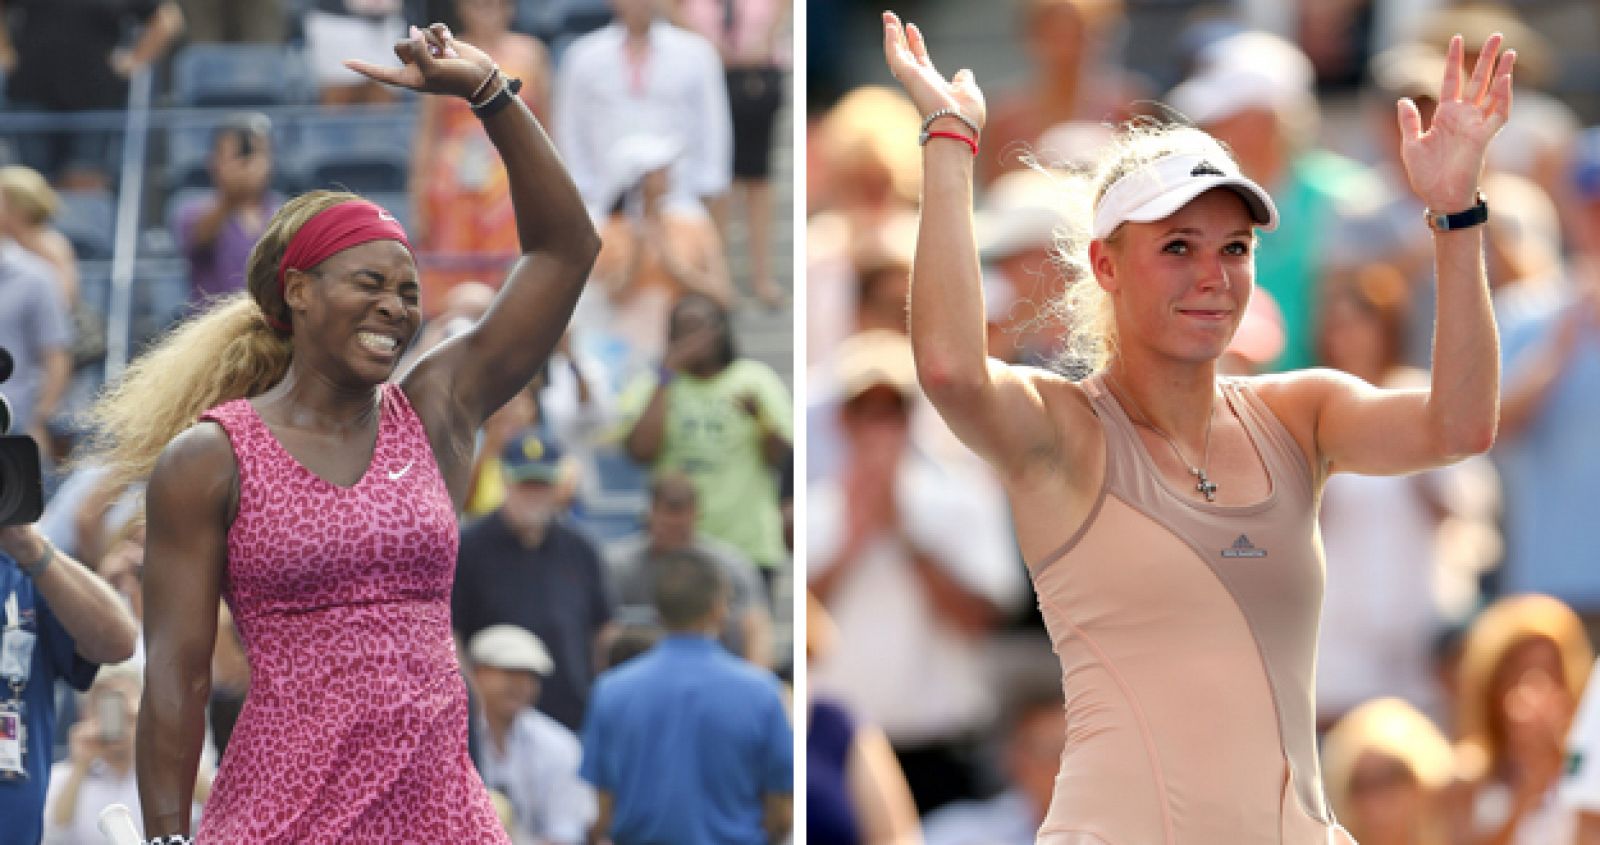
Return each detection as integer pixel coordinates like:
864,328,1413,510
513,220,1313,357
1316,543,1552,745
18,538,54,580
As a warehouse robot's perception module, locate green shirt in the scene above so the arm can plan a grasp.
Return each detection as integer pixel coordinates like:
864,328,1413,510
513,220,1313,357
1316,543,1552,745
1256,150,1385,372
617,359,793,569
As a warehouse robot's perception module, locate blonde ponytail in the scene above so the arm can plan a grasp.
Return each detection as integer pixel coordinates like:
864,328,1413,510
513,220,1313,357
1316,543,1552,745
77,190,360,486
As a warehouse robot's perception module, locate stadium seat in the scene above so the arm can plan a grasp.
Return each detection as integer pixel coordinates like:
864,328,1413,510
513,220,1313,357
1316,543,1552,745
292,109,415,195
171,44,312,108
54,189,117,261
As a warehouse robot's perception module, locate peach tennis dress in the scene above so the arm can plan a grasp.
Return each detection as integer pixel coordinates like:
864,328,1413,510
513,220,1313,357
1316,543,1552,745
1028,374,1356,844
194,383,509,843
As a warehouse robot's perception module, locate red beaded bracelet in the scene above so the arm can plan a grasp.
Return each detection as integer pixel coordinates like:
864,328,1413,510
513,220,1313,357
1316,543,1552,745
924,129,978,156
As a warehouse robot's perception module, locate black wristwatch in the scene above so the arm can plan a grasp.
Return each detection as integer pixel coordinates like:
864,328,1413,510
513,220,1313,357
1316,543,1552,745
471,75,524,119
1424,191,1489,232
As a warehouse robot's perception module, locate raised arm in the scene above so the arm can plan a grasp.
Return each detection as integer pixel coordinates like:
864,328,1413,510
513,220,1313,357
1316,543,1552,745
352,25,601,427
1301,33,1513,476
136,424,232,838
882,13,1064,477
0,526,136,665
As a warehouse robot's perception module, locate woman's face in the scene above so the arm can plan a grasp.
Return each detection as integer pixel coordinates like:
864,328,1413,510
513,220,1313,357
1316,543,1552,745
1316,292,1387,380
285,239,421,386
1345,751,1428,844
1098,188,1256,365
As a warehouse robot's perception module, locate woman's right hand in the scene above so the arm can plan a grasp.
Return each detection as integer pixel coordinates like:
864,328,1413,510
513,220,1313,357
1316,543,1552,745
346,23,496,101
881,11,986,131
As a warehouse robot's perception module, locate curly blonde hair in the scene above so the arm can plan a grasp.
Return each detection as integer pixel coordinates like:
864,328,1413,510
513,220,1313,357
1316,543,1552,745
78,191,360,486
1036,120,1243,373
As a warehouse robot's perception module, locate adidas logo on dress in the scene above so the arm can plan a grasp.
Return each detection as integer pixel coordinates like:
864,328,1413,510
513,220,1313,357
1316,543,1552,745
1220,534,1267,558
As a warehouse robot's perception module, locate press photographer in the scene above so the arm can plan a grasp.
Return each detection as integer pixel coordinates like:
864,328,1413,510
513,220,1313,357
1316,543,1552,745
1,347,138,845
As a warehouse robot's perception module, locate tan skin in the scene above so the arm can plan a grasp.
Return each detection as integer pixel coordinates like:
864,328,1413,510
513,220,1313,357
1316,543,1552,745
135,24,598,837
883,13,1510,572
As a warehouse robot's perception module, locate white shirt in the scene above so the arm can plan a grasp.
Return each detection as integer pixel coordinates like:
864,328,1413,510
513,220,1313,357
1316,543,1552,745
478,708,596,845
808,454,1024,743
554,21,732,220
1562,658,1600,814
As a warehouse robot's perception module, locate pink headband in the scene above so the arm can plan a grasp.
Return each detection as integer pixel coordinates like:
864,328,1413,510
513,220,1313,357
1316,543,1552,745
267,199,413,332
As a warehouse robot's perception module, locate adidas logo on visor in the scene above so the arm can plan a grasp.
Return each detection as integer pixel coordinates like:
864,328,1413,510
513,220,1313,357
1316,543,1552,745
1191,160,1226,177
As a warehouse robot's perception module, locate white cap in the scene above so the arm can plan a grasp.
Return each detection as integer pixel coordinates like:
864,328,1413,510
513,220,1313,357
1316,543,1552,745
976,168,1069,261
1166,31,1314,127
469,625,554,676
1091,152,1278,240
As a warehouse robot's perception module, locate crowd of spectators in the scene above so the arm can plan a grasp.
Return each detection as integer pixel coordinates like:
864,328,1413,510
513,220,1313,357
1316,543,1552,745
806,1,1600,843
0,0,793,842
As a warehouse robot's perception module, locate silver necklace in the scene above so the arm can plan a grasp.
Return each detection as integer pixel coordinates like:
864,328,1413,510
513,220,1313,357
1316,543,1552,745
1106,373,1219,502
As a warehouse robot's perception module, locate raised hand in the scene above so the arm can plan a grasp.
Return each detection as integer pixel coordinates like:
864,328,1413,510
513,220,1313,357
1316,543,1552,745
1397,33,1515,212
881,11,986,130
346,23,496,101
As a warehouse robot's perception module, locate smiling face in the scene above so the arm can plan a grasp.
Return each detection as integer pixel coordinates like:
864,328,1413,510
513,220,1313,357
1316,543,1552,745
283,239,421,385
1093,188,1257,365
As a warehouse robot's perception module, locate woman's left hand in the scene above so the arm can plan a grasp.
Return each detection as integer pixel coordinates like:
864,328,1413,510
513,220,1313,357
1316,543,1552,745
1397,32,1515,212
346,23,496,101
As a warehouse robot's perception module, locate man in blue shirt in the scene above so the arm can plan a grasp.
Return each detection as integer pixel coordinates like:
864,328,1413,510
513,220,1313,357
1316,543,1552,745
1,524,138,845
580,548,792,844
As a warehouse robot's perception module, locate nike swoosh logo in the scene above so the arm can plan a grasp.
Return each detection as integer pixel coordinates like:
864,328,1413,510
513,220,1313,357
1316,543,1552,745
388,461,413,480
378,210,398,223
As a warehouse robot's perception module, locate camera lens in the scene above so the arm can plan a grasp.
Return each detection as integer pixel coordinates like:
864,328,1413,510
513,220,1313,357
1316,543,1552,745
0,449,21,523
0,394,11,435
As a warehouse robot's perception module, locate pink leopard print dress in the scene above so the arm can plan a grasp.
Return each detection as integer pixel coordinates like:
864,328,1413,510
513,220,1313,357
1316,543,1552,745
196,383,509,843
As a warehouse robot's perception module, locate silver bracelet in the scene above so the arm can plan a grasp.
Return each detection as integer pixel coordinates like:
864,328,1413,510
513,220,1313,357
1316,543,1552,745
145,836,194,845
18,538,54,580
919,108,979,145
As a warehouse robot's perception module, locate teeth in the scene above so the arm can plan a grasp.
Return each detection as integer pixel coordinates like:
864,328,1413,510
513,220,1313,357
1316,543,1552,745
358,332,398,353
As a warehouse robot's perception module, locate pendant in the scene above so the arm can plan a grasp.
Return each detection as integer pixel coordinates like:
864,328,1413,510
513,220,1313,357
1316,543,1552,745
1192,468,1218,502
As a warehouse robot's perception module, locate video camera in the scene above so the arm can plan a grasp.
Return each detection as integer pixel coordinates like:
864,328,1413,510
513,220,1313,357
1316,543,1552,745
0,346,45,527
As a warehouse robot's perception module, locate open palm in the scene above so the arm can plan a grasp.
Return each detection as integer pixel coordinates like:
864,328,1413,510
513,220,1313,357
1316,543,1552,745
1397,32,1515,211
881,12,986,130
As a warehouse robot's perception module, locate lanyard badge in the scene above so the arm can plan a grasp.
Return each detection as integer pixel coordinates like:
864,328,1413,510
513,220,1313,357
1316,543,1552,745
0,590,34,781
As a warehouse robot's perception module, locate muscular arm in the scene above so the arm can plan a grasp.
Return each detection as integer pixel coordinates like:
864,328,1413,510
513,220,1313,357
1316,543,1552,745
136,424,233,837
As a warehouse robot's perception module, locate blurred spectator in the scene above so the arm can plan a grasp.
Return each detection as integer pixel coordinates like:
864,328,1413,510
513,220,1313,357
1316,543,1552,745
808,330,1023,815
42,662,208,843
0,188,71,443
580,548,793,844
589,135,733,369
1455,595,1593,845
0,0,184,189
620,293,792,588
410,0,550,313
920,675,1065,845
806,85,920,365
674,0,790,308
303,0,405,105
978,0,1143,186
171,112,283,305
608,471,772,666
0,166,78,310
602,623,663,670
1320,697,1455,845
175,0,282,43
453,429,618,733
1166,29,1387,372
806,591,921,845
1314,264,1501,727
1218,284,1287,375
1494,134,1600,625
975,167,1075,368
556,0,733,222
468,625,597,845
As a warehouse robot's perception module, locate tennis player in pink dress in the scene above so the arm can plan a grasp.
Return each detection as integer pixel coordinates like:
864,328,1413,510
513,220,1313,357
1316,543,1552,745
95,23,598,843
882,11,1514,844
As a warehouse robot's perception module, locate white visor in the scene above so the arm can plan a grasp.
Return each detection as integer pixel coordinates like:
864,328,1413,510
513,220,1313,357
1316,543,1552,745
1092,152,1279,240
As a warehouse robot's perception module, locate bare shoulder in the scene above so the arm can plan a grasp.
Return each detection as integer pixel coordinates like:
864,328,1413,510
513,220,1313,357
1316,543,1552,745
148,421,238,526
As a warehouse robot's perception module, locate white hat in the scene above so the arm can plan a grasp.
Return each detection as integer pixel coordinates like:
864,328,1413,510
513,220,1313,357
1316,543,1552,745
1166,31,1314,126
1091,152,1278,239
976,168,1070,261
834,329,918,402
469,625,554,676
